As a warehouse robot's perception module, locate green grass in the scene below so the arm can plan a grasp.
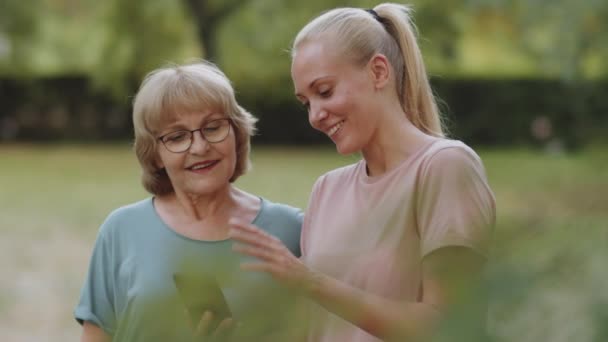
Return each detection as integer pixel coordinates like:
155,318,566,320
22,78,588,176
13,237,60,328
0,143,606,341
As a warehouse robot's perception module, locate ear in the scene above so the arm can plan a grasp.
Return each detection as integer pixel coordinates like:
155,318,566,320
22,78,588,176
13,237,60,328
368,54,390,89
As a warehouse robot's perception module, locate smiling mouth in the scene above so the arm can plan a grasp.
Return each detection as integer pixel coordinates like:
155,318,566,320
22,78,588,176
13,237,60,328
187,160,219,171
327,120,344,137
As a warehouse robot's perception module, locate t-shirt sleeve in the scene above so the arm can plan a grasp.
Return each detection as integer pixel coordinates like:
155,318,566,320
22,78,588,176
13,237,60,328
257,200,304,258
290,209,304,258
74,217,117,335
417,146,496,258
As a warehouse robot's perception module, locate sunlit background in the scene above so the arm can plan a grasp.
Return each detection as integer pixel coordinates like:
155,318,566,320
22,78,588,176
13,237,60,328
0,1,607,341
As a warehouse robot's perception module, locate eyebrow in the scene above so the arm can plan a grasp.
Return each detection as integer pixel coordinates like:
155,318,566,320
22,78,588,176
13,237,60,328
162,113,226,132
294,76,333,97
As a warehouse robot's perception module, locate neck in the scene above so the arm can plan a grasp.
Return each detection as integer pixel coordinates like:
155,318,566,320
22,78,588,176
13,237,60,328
361,106,434,177
155,185,260,241
171,184,237,221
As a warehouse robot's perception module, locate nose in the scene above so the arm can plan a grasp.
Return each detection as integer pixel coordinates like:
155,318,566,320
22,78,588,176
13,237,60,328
189,130,210,154
308,101,328,128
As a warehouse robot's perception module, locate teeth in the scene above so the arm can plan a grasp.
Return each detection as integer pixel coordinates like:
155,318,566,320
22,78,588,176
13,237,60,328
328,121,344,136
191,161,215,170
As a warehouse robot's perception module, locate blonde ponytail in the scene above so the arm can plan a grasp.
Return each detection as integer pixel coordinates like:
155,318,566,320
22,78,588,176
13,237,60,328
374,4,443,136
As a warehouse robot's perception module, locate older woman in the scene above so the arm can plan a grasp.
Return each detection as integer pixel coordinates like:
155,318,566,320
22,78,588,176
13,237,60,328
75,61,302,342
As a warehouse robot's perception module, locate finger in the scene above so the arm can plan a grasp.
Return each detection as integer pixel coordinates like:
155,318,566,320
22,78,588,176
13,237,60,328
230,234,280,256
240,261,277,273
195,311,213,336
229,230,273,249
212,318,234,338
229,227,283,252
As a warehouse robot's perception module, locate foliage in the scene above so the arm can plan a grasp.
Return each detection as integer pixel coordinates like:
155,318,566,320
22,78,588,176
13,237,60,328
0,0,42,74
94,0,199,97
465,0,608,80
182,0,253,62
0,0,607,146
1,76,606,146
1,0,607,91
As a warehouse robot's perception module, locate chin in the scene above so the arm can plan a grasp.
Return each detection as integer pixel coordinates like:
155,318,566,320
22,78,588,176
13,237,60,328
335,141,360,155
187,180,230,196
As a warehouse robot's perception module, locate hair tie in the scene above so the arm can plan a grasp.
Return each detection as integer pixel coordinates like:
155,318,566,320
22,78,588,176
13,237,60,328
365,8,381,22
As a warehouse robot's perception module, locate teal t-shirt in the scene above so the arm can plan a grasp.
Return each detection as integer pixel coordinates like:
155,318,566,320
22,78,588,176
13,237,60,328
75,197,303,341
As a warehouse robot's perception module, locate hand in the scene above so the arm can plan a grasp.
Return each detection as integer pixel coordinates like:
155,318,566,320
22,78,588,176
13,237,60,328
229,219,317,294
186,310,235,341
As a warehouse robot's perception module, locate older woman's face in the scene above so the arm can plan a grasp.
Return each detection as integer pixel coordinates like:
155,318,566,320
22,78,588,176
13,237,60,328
156,110,236,197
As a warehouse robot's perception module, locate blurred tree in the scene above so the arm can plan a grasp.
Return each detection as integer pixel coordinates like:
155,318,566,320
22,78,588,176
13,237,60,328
220,0,421,92
217,0,485,87
0,0,42,74
409,0,468,73
95,0,199,97
464,0,608,149
183,0,252,63
466,0,608,80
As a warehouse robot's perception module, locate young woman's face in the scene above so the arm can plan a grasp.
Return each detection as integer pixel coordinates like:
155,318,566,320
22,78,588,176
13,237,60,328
291,40,379,155
156,111,237,197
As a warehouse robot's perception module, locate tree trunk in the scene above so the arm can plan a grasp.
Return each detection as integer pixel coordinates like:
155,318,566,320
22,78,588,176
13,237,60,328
183,0,248,63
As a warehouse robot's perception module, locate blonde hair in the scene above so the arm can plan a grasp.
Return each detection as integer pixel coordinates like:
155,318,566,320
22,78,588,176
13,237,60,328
132,60,257,195
292,3,444,137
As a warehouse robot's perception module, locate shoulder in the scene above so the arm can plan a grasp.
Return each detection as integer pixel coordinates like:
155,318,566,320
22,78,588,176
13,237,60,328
420,139,485,176
98,198,154,238
415,140,496,257
256,198,303,256
257,198,303,227
311,161,360,190
415,139,493,199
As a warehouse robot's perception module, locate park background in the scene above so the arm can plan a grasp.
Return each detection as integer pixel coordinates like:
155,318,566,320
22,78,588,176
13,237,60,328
0,0,606,341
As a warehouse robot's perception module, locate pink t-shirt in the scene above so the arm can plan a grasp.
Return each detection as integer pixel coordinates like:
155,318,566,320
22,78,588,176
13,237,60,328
302,139,496,342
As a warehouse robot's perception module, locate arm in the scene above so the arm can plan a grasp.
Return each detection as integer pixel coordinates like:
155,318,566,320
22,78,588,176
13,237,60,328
81,321,111,342
229,220,486,341
309,246,485,340
75,216,118,340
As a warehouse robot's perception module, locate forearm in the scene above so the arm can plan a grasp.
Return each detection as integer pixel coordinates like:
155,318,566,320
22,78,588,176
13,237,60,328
81,322,111,342
228,221,485,340
305,271,440,341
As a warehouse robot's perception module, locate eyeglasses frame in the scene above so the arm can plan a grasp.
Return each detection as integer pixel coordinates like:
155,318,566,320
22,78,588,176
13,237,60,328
157,118,233,153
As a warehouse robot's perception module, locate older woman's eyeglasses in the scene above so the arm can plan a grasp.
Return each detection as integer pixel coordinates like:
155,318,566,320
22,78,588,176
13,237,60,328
158,118,232,153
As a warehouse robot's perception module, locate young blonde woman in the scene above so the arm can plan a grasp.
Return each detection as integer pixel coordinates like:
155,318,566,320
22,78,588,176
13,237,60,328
230,3,496,341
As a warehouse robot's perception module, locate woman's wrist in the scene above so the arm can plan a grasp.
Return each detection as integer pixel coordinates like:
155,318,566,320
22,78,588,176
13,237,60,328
301,268,325,298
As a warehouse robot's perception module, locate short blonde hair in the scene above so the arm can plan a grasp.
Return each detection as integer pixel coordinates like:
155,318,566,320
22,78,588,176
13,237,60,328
292,3,444,137
132,60,257,195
